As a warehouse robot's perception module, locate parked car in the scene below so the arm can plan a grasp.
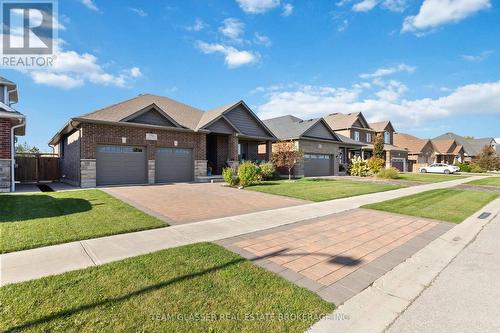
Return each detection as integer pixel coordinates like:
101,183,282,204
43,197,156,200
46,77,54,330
419,163,460,174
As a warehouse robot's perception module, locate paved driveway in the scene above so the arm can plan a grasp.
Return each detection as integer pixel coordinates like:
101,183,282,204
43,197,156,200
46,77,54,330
104,183,307,224
218,208,452,304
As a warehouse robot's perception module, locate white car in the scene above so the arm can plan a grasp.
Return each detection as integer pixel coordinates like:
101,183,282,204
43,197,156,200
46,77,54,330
419,163,460,174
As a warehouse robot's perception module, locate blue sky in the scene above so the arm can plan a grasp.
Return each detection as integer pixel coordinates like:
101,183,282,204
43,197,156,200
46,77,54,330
2,0,499,150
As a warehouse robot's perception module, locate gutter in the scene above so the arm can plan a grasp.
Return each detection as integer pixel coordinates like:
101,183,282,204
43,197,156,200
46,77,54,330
11,118,25,192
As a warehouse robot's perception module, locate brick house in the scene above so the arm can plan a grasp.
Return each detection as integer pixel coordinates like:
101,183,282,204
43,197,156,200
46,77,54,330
430,139,465,165
262,115,365,177
324,112,409,171
394,133,436,172
49,94,276,187
0,77,26,192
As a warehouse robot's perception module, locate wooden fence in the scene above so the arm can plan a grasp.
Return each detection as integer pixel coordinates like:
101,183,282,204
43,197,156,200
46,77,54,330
15,153,60,183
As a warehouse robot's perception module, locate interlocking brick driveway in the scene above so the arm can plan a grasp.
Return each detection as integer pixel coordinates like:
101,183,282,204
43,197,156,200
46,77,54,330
104,183,307,224
218,208,452,304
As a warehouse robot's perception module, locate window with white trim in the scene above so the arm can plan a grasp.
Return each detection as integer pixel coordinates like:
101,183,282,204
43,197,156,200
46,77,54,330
366,133,372,143
354,131,360,142
384,131,390,144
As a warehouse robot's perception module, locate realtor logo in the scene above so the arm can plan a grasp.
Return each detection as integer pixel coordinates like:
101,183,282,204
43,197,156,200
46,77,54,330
1,0,56,67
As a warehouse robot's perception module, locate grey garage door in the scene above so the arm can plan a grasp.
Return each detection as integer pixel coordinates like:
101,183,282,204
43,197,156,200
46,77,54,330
391,159,404,172
304,153,332,177
155,148,193,183
96,145,147,186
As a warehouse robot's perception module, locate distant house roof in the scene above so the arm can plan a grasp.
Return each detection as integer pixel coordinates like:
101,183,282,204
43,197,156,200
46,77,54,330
394,133,431,154
263,115,341,142
431,139,457,154
324,112,371,130
0,76,18,103
369,121,395,133
433,132,495,157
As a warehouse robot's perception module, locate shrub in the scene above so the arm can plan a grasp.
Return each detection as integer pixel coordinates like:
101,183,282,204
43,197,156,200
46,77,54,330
238,161,260,187
470,163,484,173
348,156,371,177
258,162,276,180
376,167,399,179
367,157,385,174
222,167,239,186
455,162,471,173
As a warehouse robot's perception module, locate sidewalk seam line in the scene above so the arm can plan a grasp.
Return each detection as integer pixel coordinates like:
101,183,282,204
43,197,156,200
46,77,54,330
79,242,97,266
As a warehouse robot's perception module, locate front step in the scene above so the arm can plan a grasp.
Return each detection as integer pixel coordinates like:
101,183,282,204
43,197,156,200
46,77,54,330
196,175,225,183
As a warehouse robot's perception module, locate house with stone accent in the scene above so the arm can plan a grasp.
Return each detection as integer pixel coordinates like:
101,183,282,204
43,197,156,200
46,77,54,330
0,76,26,192
49,94,276,187
323,112,409,171
262,115,363,177
394,133,436,172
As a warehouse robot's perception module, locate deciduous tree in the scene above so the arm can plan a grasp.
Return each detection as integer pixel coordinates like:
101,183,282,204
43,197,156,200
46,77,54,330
271,141,304,180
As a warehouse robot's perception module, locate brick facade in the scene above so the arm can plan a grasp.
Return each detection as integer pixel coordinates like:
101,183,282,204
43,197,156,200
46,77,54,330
0,119,11,159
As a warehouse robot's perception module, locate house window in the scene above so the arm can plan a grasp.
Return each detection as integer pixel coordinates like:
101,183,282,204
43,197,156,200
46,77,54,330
354,131,360,142
238,142,248,161
366,133,372,143
384,131,390,144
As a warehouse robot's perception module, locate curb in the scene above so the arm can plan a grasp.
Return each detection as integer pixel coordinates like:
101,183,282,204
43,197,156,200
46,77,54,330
307,198,500,333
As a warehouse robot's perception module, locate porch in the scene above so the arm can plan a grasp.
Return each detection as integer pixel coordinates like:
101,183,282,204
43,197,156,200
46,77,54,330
206,133,273,175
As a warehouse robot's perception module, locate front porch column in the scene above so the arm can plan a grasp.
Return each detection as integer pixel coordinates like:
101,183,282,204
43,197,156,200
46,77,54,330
265,140,273,161
227,133,239,170
361,149,365,159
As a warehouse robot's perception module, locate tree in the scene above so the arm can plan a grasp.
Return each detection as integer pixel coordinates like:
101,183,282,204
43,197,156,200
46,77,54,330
271,140,304,180
373,133,385,158
15,142,41,154
463,135,475,139
476,145,499,171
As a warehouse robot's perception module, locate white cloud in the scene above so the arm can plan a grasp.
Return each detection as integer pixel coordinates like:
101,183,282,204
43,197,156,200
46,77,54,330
197,41,260,68
352,0,407,12
360,64,416,79
352,0,379,12
256,80,500,127
219,18,245,41
337,19,349,32
402,0,491,33
22,41,141,89
129,8,147,17
186,18,207,32
81,0,98,11
461,50,493,62
236,0,281,14
282,3,294,16
254,32,272,46
382,0,407,12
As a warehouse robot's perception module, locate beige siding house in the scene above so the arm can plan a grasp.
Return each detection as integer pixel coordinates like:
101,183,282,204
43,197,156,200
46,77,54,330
394,133,435,172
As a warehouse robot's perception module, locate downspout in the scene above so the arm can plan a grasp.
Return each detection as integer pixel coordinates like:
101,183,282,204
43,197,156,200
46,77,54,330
11,118,26,192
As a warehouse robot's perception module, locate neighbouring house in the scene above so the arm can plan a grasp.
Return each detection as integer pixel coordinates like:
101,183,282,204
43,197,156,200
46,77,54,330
262,115,360,177
430,139,465,165
394,133,435,172
49,94,276,187
433,132,497,162
0,76,26,192
323,112,409,171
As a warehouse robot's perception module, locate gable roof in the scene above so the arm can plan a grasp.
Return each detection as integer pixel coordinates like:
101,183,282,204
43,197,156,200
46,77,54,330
431,139,457,154
433,132,495,156
77,94,204,129
324,112,371,130
394,133,432,154
263,115,340,142
370,121,394,133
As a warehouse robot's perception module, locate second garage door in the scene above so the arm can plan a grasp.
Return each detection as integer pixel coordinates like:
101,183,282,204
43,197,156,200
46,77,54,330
304,153,332,177
96,145,147,186
156,148,193,183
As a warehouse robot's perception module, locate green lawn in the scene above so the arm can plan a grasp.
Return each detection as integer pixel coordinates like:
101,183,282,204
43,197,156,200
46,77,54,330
0,190,166,253
0,243,334,333
247,178,402,202
363,189,499,223
396,173,469,183
465,177,500,187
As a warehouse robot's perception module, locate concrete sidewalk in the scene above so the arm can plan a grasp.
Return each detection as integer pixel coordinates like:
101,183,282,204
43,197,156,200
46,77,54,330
387,211,500,333
307,197,500,333
0,175,485,286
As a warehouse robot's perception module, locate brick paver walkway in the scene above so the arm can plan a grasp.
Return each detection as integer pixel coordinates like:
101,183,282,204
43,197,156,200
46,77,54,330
219,208,452,304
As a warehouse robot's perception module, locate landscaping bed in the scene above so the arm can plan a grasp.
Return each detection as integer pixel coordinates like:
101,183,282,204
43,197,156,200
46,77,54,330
0,190,166,253
363,189,499,223
465,177,500,187
0,243,334,332
246,178,402,202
